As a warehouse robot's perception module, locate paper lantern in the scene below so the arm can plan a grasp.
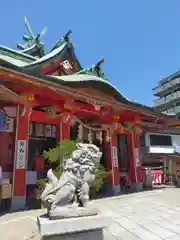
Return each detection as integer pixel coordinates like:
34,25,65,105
77,124,83,140
96,131,103,144
88,129,93,144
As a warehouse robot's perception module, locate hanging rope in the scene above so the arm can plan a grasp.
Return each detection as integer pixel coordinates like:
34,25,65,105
72,115,107,131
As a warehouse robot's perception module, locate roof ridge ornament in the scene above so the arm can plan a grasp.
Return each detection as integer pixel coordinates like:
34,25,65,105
17,16,47,57
49,29,72,52
77,58,109,81
93,58,105,77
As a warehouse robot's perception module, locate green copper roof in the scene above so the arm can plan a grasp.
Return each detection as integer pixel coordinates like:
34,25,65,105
0,66,171,117
0,53,29,67
0,41,82,76
45,73,162,113
0,46,37,62
46,73,129,103
23,42,67,67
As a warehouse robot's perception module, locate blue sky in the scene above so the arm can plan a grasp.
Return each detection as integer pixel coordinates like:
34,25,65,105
1,0,180,106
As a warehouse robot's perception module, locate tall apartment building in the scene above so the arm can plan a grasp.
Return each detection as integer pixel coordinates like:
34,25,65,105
153,71,180,117
145,72,180,169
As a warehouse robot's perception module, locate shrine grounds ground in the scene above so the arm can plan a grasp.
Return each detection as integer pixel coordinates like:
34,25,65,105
1,186,180,239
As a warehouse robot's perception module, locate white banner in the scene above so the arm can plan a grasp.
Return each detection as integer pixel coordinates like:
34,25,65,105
111,146,118,167
134,148,140,167
16,140,26,169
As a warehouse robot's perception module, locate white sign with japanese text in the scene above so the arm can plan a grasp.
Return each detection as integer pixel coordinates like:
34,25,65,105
16,140,26,169
111,146,118,167
134,148,140,167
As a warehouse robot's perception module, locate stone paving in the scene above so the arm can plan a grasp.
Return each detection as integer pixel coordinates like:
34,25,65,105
1,187,180,239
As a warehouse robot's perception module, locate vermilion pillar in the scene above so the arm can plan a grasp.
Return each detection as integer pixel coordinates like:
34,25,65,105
105,132,120,195
56,115,71,142
127,132,143,192
11,106,31,210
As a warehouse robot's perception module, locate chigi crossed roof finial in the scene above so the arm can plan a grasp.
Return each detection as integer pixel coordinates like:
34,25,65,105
17,16,47,57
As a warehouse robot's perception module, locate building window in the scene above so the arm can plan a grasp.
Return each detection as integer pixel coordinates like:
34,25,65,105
149,134,172,146
140,134,146,147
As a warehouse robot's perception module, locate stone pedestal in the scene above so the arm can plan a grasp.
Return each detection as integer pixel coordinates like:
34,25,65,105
37,214,111,240
130,182,143,192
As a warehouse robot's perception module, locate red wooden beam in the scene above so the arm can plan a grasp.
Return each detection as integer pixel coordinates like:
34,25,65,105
30,110,58,124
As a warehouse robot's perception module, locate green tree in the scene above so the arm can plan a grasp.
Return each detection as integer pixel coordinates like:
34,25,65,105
43,139,78,163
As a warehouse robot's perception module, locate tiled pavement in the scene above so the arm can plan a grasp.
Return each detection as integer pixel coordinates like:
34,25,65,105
1,186,180,239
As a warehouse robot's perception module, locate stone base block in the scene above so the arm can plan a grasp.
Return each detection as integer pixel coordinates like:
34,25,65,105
42,229,103,240
49,206,98,220
11,196,26,211
130,182,143,192
37,214,111,239
105,184,121,196
143,176,153,189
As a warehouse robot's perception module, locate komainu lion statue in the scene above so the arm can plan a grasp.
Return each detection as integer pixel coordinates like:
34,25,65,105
41,143,102,219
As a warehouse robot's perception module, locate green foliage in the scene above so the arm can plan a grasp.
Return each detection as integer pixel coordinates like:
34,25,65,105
43,140,78,163
90,164,109,197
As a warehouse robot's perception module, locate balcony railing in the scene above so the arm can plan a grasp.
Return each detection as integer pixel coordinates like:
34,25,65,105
154,90,180,107
166,105,180,115
153,78,180,95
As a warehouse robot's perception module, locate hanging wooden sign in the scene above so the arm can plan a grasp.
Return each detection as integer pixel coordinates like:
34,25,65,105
4,116,14,132
45,125,52,138
0,113,14,132
52,125,56,138
85,99,104,107
35,123,44,137
60,60,73,74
